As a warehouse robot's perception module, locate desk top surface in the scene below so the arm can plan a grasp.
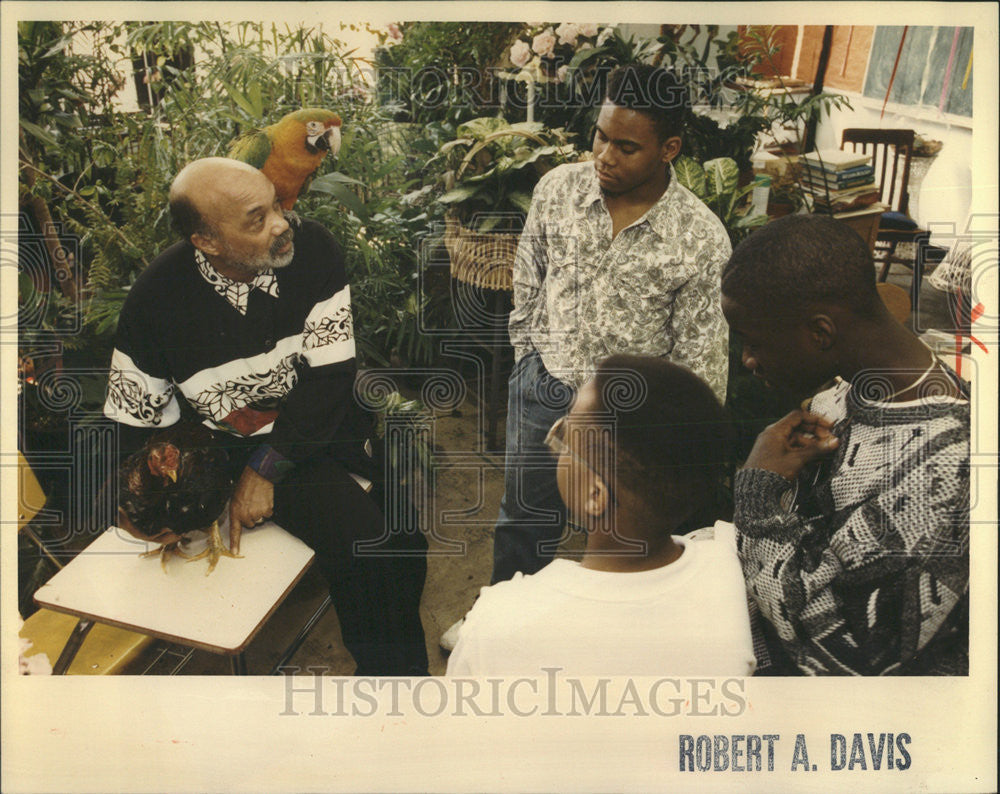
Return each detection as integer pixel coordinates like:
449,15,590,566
34,521,314,654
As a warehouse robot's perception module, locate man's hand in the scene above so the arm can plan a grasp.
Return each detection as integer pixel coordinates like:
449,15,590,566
743,410,839,481
228,466,274,554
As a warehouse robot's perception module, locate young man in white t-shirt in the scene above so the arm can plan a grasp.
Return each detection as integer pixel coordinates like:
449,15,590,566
447,355,756,677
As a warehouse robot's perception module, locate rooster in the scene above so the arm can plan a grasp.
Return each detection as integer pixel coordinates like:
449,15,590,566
228,108,342,209
117,423,240,575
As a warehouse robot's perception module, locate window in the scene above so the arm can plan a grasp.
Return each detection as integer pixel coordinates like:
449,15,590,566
862,26,973,118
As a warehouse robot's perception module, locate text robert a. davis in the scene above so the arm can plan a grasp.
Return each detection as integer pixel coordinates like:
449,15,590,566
678,732,912,772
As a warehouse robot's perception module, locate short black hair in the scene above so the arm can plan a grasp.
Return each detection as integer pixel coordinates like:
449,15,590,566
169,192,212,240
588,355,732,531
722,213,882,319
604,64,688,141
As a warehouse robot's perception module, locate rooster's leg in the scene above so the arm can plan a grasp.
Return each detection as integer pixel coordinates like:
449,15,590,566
185,520,243,575
140,540,190,573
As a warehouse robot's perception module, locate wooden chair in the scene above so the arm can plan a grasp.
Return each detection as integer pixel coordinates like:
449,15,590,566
841,129,929,308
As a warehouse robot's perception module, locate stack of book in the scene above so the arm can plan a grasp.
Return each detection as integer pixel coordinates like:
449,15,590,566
800,150,880,213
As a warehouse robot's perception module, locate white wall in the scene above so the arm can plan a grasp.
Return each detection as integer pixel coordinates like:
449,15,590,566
815,95,974,240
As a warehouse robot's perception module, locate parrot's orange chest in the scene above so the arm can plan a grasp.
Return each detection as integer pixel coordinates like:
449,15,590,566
262,123,326,208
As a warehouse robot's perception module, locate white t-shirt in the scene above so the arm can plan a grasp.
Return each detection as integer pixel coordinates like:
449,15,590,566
447,521,756,677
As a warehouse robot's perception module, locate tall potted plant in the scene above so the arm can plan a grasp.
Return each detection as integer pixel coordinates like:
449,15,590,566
431,116,579,290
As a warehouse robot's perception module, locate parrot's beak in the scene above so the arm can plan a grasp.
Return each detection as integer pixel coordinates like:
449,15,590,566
308,125,341,156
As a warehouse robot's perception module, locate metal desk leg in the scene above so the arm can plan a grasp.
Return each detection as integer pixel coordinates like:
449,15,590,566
52,618,95,675
231,652,248,675
269,595,332,675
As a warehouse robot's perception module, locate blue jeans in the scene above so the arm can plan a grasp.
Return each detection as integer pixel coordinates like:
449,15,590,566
491,350,576,584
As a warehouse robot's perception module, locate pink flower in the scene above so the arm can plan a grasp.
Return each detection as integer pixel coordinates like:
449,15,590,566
510,39,532,68
597,27,615,46
387,23,402,42
556,65,570,83
532,28,557,58
555,22,579,47
578,23,599,38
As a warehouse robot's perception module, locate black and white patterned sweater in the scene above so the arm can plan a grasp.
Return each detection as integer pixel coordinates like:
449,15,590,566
735,378,970,675
103,218,371,481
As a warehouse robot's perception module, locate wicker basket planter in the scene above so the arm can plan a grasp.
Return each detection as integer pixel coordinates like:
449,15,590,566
439,126,573,292
443,216,519,291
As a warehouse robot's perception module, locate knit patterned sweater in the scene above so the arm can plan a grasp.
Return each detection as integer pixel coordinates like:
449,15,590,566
735,378,969,675
103,218,372,479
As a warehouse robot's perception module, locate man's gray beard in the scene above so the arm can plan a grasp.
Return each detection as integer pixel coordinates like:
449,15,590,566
252,243,294,271
225,228,294,275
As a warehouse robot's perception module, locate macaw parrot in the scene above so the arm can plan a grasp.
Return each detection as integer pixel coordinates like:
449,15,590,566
228,108,342,209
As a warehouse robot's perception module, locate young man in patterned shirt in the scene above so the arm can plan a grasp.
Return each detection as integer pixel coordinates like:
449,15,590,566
722,214,969,675
442,65,730,650
104,157,427,675
483,63,732,597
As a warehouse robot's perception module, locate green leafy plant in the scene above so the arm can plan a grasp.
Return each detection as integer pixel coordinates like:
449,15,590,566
373,22,523,126
366,390,436,479
299,101,455,368
432,117,579,231
682,112,771,173
673,155,768,243
565,25,664,75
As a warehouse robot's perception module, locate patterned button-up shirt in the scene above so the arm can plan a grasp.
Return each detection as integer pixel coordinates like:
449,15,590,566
194,248,279,315
508,161,731,399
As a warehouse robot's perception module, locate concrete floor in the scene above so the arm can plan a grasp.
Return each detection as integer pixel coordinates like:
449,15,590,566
159,261,960,677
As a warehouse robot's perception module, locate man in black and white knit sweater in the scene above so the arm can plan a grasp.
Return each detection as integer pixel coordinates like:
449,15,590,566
721,214,969,675
104,158,427,675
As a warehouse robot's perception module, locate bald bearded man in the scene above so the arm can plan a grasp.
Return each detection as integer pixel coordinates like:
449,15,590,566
103,158,428,675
